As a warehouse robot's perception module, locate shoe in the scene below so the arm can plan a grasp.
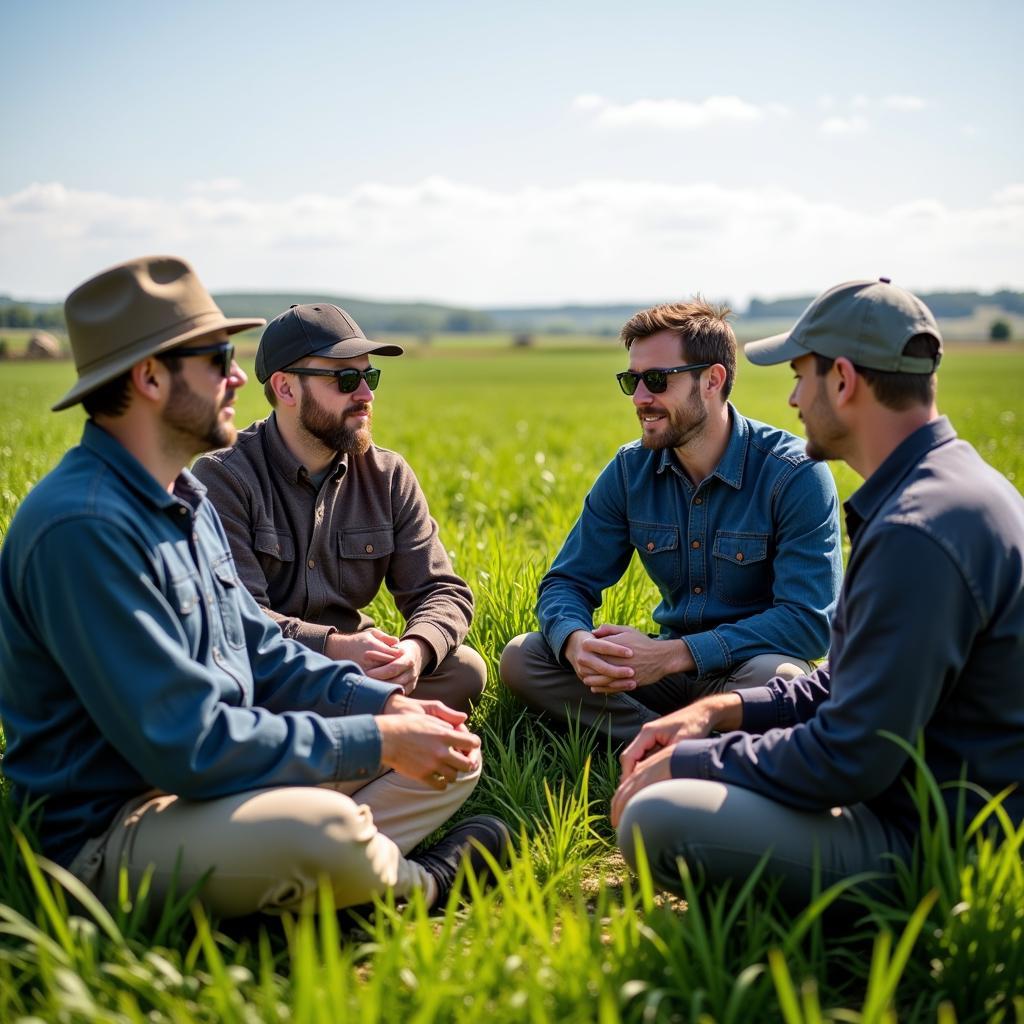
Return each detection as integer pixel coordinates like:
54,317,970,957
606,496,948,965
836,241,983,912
411,814,512,907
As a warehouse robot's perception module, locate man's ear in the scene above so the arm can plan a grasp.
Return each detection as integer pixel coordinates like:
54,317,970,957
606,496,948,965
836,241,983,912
705,363,728,396
832,356,859,406
271,370,299,407
130,357,165,403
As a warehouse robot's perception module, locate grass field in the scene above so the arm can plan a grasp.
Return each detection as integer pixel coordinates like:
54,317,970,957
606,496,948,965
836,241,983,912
2,344,1023,1022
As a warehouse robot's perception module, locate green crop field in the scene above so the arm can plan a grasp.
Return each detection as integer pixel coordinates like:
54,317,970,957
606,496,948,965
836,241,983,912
2,344,1023,1022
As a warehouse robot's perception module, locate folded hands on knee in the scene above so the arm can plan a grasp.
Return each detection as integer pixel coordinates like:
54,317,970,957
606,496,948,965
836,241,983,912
565,625,694,694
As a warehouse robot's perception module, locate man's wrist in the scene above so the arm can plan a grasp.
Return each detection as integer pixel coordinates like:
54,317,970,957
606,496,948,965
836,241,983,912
667,638,696,675
706,692,744,732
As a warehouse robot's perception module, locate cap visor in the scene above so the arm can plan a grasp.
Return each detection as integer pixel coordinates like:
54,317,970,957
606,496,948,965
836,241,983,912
743,331,806,366
312,339,405,359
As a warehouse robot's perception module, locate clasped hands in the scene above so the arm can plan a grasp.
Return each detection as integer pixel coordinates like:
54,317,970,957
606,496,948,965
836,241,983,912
564,624,695,695
326,627,430,694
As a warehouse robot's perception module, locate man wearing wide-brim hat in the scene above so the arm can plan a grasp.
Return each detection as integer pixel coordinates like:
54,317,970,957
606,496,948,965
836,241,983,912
612,278,1024,907
193,302,486,716
0,255,509,919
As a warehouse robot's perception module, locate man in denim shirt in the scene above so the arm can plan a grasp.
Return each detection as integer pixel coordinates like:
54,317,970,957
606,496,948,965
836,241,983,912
501,301,842,744
613,280,1024,905
0,256,508,919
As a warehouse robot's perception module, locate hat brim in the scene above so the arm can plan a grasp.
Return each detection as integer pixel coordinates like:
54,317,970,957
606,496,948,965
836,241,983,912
52,315,265,411
311,339,405,360
743,330,809,367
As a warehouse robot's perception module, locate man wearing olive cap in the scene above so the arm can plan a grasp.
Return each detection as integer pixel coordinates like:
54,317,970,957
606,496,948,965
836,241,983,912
194,303,486,713
0,256,508,920
613,278,1024,905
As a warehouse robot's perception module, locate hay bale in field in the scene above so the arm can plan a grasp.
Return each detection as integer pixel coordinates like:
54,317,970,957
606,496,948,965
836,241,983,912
26,331,62,359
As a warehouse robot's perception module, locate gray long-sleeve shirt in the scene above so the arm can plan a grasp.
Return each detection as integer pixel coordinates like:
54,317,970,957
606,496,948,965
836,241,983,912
671,417,1024,834
193,414,474,670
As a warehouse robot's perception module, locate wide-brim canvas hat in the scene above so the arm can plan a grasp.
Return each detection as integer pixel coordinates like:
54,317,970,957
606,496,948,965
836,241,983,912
53,255,265,411
255,303,404,383
744,277,942,374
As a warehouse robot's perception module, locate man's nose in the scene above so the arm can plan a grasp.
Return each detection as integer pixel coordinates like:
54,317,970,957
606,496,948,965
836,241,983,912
352,376,374,400
229,360,248,388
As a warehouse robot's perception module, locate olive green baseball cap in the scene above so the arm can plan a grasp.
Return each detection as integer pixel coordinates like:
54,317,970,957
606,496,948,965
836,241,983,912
744,278,943,374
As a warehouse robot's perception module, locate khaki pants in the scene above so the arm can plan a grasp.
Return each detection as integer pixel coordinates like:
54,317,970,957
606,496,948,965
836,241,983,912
68,763,479,919
412,644,487,714
500,631,812,747
617,778,912,908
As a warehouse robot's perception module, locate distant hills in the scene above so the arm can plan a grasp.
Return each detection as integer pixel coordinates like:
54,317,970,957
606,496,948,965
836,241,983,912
2,289,1022,336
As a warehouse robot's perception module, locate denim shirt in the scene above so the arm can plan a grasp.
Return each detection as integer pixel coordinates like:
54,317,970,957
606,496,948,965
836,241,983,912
537,406,842,677
671,418,1024,832
0,421,400,866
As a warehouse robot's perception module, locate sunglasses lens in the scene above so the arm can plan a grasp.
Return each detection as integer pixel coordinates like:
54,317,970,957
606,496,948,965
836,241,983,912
336,370,361,393
643,371,667,393
365,368,380,391
617,372,638,395
220,345,235,377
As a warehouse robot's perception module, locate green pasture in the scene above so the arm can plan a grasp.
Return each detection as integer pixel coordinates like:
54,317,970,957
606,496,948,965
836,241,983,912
2,345,1024,1022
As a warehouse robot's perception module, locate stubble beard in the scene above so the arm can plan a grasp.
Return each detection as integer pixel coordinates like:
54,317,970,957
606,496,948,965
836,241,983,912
802,383,846,462
162,372,236,456
298,383,373,457
640,378,708,451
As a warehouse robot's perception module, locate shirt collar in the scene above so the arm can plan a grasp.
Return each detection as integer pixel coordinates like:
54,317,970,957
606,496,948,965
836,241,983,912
654,403,748,490
844,416,957,540
263,412,346,485
81,419,200,517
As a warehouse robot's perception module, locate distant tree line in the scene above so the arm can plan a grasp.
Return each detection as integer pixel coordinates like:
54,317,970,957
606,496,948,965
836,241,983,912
747,289,1024,319
0,304,65,330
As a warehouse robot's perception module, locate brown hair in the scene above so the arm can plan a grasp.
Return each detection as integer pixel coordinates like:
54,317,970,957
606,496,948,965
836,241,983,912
82,351,184,418
620,299,737,399
813,334,939,410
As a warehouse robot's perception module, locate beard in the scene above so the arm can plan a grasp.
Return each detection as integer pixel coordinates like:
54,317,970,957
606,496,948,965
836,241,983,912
298,382,373,456
801,385,846,462
163,371,236,454
640,377,708,450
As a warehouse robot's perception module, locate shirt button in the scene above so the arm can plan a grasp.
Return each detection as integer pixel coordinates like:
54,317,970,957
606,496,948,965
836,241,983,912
307,559,316,569
693,586,703,594
365,544,374,554
178,507,188,516
646,542,655,552
192,532,198,543
691,540,700,549
694,497,703,506
736,552,745,562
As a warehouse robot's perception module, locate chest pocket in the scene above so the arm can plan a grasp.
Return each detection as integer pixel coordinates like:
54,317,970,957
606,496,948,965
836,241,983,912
629,523,680,590
211,556,246,649
339,529,395,560
713,531,772,607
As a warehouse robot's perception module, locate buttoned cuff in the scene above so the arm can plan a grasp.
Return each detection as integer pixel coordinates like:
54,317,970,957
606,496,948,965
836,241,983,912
682,629,730,678
291,620,336,655
670,738,719,779
346,675,404,716
736,686,782,734
327,714,383,781
402,621,449,672
546,619,593,669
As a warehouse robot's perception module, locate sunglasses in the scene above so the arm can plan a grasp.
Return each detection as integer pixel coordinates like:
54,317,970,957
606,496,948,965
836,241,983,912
616,362,712,396
163,341,236,377
285,366,381,393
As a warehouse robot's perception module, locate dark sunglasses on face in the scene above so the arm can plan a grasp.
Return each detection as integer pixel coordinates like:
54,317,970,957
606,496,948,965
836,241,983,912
616,362,712,396
284,366,381,393
162,341,236,378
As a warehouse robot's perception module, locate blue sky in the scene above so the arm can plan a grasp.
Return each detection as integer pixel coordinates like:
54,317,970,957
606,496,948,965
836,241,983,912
1,0,1021,306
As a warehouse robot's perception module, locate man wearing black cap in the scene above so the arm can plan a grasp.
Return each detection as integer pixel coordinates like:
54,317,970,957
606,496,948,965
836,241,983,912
194,303,485,713
613,278,1024,905
0,258,509,921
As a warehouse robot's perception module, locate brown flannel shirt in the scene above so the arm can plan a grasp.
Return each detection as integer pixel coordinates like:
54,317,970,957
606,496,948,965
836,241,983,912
193,414,473,669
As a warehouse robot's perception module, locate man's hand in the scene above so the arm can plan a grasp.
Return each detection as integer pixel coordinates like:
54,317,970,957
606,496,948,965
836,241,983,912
618,692,744,778
591,625,695,689
364,637,429,694
325,627,400,669
564,628,635,692
377,693,480,789
610,743,674,828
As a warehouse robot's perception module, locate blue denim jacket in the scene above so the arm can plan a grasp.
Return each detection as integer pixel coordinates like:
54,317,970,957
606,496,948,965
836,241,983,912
0,422,400,866
537,407,842,676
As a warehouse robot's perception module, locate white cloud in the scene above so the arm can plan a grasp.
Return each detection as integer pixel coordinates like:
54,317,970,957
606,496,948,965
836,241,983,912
187,178,244,195
1,178,1021,305
850,94,869,109
882,94,928,112
571,94,785,131
819,115,870,135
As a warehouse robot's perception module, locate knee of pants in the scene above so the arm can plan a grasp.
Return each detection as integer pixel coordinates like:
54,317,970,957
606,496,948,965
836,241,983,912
450,645,488,705
499,631,550,697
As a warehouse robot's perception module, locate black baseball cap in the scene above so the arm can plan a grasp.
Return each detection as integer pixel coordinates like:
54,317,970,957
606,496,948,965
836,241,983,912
255,303,404,383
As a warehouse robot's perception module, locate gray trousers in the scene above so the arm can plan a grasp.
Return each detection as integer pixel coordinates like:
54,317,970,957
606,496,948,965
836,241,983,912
500,631,812,747
617,779,913,908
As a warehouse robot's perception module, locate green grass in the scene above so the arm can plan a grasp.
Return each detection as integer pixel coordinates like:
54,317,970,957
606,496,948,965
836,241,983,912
2,345,1023,1021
